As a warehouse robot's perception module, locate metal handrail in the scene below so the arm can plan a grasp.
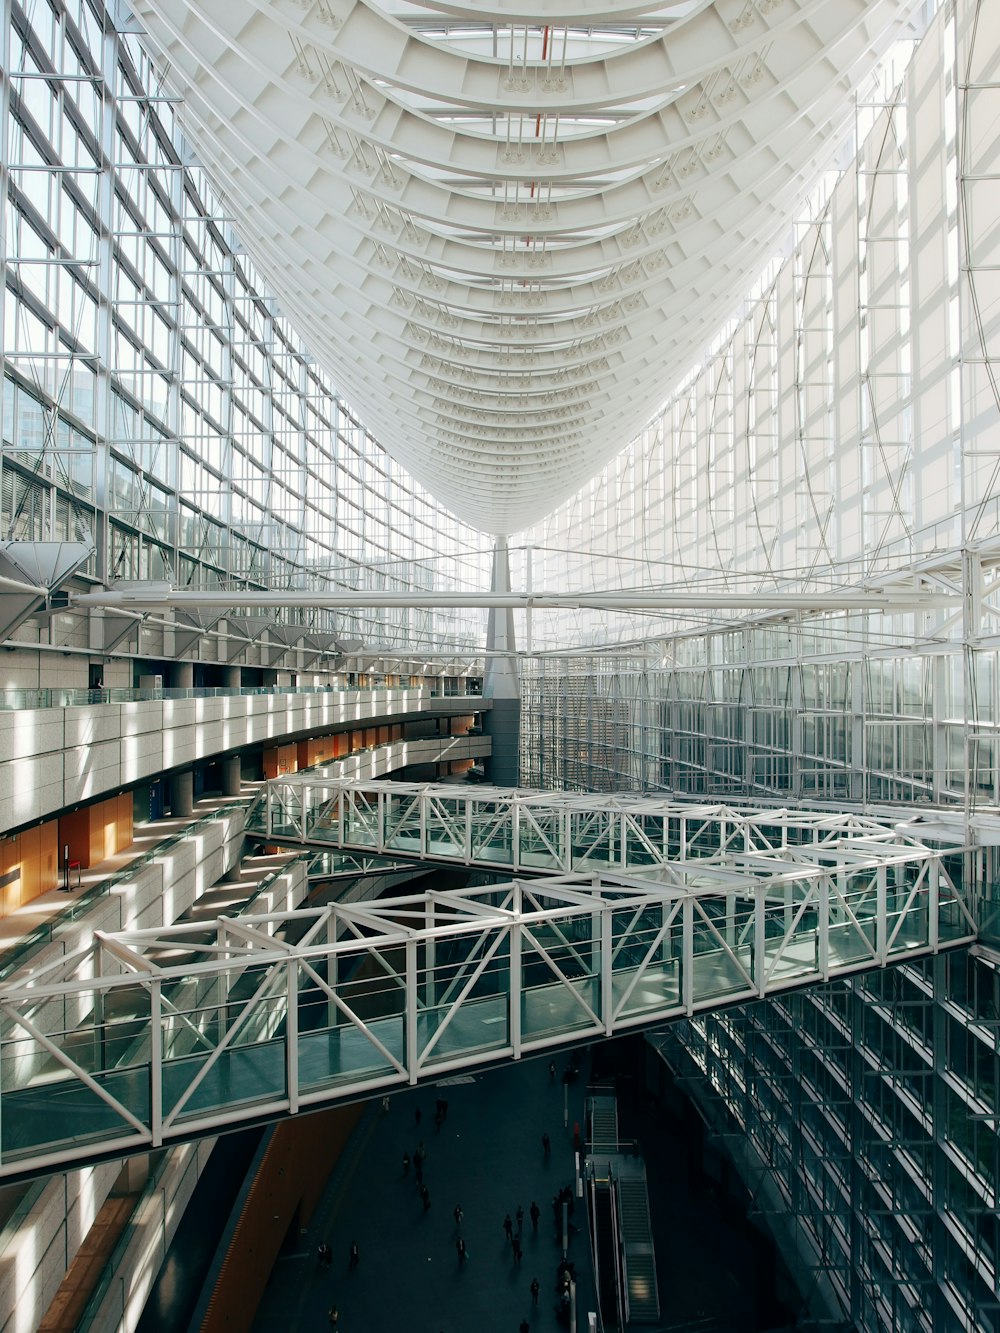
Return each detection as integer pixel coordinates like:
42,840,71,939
609,1171,628,1331
0,683,483,711
585,1171,608,1333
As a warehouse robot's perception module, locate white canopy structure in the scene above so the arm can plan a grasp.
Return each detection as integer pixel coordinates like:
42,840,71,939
127,0,925,533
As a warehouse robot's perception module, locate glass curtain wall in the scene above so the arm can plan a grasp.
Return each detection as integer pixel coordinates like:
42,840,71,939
0,0,488,656
515,6,1000,1329
517,0,1000,813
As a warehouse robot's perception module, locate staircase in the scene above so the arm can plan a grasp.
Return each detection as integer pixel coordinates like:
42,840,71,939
588,1092,619,1155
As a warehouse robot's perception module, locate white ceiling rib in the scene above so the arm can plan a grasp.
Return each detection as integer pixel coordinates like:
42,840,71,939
131,0,922,534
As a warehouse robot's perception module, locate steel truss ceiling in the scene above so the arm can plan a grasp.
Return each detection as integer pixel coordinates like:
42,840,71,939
128,0,924,533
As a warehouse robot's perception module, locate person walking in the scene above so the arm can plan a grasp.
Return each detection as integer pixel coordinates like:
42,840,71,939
529,1201,540,1233
520,1318,530,1333
530,1276,540,1306
548,1059,556,1083
415,1106,422,1127
348,1240,360,1271
513,1236,523,1265
516,1204,524,1236
327,1306,339,1327
421,1184,431,1212
402,1151,411,1177
456,1236,467,1265
414,1155,424,1186
454,1203,464,1229
503,1213,514,1244
542,1132,551,1159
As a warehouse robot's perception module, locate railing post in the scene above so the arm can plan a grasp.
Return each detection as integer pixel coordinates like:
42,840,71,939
754,886,766,998
287,958,299,1115
682,898,693,1015
406,938,419,1083
928,858,940,952
876,864,887,964
511,881,522,1059
150,980,162,1147
425,900,436,1008
818,874,830,980
327,912,339,1031
601,902,613,1034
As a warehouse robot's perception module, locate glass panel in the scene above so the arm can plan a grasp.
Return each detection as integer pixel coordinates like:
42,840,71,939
470,800,515,864
761,889,821,984
690,902,753,1003
610,907,682,1018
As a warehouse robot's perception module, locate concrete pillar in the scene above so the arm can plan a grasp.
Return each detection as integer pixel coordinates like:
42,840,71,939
171,769,194,819
222,665,242,689
171,662,194,689
484,538,520,787
222,837,245,883
221,754,242,797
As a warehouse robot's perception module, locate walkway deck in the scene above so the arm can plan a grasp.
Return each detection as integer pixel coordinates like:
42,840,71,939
0,859,976,1182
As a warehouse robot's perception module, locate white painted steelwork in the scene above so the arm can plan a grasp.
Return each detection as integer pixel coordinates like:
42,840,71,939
244,776,961,875
0,848,975,1180
127,0,926,533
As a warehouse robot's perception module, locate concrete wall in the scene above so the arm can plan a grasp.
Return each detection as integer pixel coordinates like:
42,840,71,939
0,691,489,834
0,841,307,1333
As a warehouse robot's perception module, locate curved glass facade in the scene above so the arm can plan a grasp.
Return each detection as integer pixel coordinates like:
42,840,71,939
1,2,1000,1332
1,0,488,658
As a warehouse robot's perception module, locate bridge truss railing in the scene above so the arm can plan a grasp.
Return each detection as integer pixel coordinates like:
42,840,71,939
244,779,947,877
0,843,976,1182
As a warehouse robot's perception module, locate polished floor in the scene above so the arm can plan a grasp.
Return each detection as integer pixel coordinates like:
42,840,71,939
252,1055,597,1333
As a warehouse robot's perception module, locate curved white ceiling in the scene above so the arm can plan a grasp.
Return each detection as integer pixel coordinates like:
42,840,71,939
130,0,922,534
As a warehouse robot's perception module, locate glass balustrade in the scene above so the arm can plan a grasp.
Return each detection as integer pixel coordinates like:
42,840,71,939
0,863,975,1178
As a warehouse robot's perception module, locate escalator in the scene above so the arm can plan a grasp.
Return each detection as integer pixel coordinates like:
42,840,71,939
592,1179,621,1329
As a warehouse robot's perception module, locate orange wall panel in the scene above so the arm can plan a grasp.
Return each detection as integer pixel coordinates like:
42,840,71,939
0,837,22,916
1,819,62,914
263,744,297,779
59,808,93,870
116,792,133,851
36,822,59,897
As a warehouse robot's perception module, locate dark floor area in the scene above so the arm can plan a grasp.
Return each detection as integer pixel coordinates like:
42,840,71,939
253,1055,596,1333
249,1036,795,1333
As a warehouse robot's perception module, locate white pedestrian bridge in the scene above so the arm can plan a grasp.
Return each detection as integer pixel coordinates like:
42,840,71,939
0,783,977,1181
